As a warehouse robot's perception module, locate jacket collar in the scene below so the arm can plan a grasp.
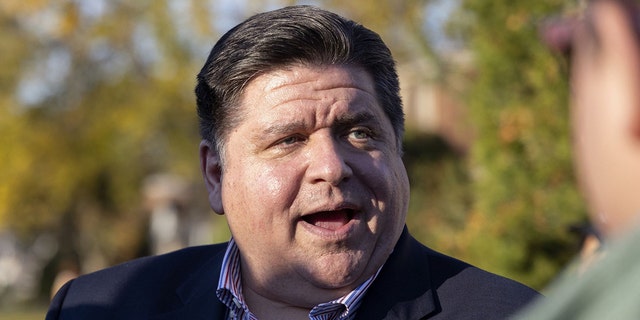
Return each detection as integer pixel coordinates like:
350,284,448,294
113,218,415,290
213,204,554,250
355,227,438,320
150,227,437,320
150,244,228,320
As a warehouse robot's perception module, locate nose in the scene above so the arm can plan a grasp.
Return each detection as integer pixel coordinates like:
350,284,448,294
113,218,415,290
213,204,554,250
306,135,353,186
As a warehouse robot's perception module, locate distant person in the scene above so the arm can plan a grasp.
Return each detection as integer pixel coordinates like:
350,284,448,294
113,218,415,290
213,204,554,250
516,0,640,318
46,5,539,319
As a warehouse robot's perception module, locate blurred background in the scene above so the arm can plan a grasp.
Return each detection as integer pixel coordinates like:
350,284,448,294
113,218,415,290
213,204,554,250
0,0,587,318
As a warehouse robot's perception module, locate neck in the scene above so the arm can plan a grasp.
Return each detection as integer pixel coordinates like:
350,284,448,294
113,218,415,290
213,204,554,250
242,284,312,320
237,256,359,311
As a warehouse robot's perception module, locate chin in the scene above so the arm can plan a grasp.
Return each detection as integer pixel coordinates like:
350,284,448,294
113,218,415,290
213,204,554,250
307,255,369,288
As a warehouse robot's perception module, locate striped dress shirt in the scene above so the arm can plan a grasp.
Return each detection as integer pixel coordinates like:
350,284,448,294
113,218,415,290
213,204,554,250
216,238,381,320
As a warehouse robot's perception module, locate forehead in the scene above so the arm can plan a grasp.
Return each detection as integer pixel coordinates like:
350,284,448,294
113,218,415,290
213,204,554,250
250,65,375,96
238,64,379,117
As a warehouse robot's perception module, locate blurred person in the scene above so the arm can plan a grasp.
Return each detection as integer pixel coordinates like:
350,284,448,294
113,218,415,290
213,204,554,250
46,6,539,320
516,0,640,318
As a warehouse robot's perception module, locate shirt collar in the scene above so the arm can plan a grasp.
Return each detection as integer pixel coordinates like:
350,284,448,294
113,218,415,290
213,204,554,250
216,238,381,320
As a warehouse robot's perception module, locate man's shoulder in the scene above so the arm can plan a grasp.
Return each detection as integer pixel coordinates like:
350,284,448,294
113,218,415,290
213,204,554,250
358,231,539,319
417,239,541,317
516,229,640,319
48,242,228,319
73,242,228,285
421,243,528,288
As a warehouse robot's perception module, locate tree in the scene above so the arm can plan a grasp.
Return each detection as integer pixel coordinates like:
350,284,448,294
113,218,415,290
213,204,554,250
0,1,586,307
451,0,586,288
0,0,231,285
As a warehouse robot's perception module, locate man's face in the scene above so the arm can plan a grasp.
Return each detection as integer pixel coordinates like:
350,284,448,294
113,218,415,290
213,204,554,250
570,0,640,236
204,64,409,303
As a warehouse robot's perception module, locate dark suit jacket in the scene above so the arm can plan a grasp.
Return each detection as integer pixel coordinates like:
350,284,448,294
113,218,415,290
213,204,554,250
46,228,540,319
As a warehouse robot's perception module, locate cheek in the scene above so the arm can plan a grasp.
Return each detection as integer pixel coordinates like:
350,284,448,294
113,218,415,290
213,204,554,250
571,91,623,223
224,160,300,215
364,155,410,247
259,165,296,205
361,154,409,212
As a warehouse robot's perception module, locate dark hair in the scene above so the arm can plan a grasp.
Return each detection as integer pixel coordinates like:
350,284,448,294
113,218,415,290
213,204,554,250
196,5,404,159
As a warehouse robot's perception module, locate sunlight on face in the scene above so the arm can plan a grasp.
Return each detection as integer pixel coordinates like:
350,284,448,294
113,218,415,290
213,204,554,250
218,64,409,304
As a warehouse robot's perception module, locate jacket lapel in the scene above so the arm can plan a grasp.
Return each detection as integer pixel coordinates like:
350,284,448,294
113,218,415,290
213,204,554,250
150,244,228,320
355,227,438,320
150,230,438,320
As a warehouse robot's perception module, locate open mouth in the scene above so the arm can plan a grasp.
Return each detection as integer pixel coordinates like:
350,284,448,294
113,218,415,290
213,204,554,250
302,209,356,231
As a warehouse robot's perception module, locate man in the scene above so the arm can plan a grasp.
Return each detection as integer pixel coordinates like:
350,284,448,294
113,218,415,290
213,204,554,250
47,6,539,319
516,0,640,318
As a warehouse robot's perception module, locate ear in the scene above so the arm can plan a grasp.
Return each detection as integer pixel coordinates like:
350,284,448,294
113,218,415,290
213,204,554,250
199,140,224,214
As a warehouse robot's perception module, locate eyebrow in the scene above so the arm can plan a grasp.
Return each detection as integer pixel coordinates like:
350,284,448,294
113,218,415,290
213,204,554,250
257,111,382,138
333,111,381,129
259,120,307,137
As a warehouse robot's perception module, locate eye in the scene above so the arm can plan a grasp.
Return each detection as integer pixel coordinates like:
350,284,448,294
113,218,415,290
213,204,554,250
348,128,373,140
277,134,305,146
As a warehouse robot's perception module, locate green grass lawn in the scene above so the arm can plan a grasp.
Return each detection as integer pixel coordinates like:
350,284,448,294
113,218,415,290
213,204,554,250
1,308,47,320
